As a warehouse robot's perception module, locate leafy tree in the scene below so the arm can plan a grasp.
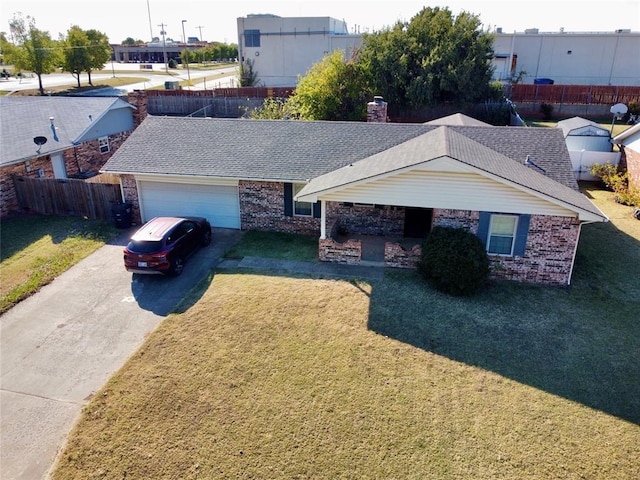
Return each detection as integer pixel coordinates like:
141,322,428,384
6,14,61,95
358,7,495,110
249,98,291,119
84,29,111,85
288,50,371,121
62,25,91,87
61,26,110,86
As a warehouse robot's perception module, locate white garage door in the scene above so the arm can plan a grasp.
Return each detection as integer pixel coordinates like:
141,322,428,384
139,181,240,229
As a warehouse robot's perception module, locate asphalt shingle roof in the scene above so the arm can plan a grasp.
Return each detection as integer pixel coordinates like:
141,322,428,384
103,116,578,188
1,96,133,167
102,116,604,220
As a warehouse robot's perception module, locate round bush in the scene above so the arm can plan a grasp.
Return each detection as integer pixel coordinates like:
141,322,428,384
418,226,490,296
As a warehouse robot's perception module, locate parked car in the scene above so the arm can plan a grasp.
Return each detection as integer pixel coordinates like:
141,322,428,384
123,216,212,276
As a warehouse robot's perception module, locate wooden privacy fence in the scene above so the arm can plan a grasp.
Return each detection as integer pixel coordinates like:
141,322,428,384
13,176,122,220
510,85,640,105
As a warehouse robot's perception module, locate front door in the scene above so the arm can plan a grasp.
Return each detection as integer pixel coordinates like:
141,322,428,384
404,207,433,238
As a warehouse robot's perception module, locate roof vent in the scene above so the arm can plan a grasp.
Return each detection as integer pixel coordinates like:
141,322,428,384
525,155,546,173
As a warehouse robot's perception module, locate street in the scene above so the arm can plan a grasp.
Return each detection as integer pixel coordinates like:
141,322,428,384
0,62,239,95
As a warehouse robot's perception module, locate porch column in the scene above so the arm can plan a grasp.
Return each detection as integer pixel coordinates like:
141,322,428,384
320,199,326,239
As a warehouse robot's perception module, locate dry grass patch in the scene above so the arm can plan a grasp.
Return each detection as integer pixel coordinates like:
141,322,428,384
53,269,639,479
0,215,117,313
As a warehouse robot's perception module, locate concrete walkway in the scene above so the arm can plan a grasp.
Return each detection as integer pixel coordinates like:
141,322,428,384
218,256,385,280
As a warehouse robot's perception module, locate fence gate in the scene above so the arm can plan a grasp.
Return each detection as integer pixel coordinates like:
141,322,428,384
13,176,122,220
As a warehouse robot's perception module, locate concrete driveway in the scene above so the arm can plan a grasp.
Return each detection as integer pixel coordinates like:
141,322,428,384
0,227,243,480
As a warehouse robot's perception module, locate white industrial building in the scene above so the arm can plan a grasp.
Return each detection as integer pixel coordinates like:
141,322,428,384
491,29,639,85
237,14,362,87
237,14,639,88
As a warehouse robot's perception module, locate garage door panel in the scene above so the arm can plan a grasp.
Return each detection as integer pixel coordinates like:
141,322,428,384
139,181,240,229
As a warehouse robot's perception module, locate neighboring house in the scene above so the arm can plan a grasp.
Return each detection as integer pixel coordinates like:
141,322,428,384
237,14,362,87
556,116,620,181
612,122,640,192
0,96,136,217
102,113,607,286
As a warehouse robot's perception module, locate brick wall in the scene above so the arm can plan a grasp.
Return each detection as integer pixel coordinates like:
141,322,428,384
319,238,362,264
239,180,320,235
384,242,422,268
62,131,133,177
623,147,640,191
488,215,580,285
433,209,480,231
326,202,404,236
430,209,579,285
127,90,149,126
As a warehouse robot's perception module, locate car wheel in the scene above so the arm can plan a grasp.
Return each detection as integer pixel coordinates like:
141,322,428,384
169,256,184,276
202,228,212,246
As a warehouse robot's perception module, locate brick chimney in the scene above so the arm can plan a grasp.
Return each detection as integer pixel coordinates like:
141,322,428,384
367,96,388,123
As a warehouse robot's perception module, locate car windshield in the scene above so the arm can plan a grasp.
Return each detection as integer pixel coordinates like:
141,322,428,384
127,240,163,253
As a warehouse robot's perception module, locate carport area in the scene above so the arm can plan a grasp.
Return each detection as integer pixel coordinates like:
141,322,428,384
0,228,242,480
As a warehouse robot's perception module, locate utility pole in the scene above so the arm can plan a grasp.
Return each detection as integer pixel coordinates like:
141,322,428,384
158,23,168,72
196,25,205,63
181,20,191,85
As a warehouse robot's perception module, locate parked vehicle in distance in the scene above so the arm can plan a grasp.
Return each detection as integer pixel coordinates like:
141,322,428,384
123,216,212,276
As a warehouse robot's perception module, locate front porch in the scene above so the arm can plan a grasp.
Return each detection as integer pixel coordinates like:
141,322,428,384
319,220,423,269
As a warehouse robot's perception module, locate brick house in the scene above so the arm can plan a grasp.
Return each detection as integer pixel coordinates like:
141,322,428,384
101,114,607,286
613,122,640,192
0,96,136,217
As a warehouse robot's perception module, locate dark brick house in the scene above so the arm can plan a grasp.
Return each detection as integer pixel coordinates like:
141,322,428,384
0,96,136,217
101,114,607,286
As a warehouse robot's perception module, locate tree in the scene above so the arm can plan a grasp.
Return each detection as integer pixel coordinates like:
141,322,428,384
85,29,111,85
239,58,258,86
288,50,371,121
62,25,91,87
6,14,60,95
249,98,291,120
61,26,110,87
358,7,495,110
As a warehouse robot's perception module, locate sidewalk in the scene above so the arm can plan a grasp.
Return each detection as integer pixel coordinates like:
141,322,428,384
217,256,385,280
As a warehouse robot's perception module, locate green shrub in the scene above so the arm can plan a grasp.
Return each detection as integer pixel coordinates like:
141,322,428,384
168,58,178,69
418,226,490,296
590,163,640,207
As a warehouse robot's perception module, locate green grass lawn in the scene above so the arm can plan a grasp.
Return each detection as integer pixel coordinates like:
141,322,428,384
51,189,640,479
0,215,118,314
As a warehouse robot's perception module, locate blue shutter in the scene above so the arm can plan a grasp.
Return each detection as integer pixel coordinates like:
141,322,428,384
477,212,491,246
313,201,321,218
514,214,530,256
284,183,293,217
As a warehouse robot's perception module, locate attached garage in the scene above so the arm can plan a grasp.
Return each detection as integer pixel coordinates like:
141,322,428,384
138,178,240,229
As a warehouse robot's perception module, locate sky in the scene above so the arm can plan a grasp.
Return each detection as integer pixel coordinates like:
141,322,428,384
2,0,639,44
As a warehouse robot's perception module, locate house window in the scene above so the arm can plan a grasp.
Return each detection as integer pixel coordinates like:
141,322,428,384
293,183,312,216
99,136,110,154
488,214,518,255
245,29,260,47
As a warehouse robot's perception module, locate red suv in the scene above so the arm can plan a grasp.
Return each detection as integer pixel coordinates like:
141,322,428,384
123,217,212,276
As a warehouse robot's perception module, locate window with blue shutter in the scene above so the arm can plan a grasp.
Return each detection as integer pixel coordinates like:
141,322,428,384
285,183,320,218
478,212,530,256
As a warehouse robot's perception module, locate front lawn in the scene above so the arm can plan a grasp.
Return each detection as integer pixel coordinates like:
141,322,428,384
0,215,118,314
51,189,640,479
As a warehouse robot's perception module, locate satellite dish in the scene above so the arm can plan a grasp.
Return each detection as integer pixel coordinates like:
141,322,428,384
610,103,628,115
33,136,48,146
